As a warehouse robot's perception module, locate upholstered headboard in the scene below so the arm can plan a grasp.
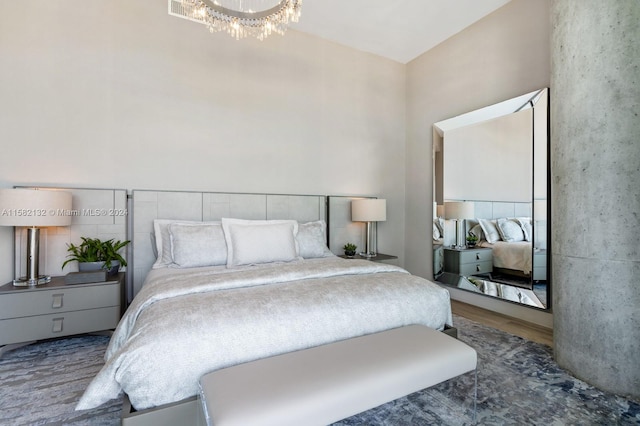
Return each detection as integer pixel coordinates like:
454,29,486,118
131,190,332,297
462,200,532,237
130,190,372,300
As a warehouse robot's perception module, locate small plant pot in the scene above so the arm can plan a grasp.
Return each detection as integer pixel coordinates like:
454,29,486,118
78,261,120,276
466,242,476,249
344,251,356,258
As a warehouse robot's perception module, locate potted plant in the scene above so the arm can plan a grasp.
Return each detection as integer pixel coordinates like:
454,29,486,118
62,237,130,275
343,243,357,258
466,233,479,248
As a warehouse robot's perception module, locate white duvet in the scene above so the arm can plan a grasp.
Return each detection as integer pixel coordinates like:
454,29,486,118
76,257,452,411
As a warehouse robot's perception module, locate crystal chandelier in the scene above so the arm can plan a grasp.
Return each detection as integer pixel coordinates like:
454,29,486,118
179,0,302,41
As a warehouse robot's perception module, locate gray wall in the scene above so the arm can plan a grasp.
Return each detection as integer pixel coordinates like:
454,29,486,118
551,0,640,399
0,0,406,283
405,0,552,325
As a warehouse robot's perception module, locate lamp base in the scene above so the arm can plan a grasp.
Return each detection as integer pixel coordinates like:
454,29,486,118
13,275,52,287
358,252,377,258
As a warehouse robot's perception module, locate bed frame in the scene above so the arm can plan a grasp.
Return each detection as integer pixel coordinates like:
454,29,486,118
122,190,371,425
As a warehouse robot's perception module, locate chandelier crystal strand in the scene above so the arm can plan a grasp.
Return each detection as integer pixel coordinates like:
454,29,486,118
180,0,302,41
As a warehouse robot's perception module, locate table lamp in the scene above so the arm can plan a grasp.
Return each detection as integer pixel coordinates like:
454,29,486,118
444,201,474,249
0,188,72,286
351,198,386,258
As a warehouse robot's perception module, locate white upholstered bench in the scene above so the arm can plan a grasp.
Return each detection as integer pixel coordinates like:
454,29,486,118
197,325,477,426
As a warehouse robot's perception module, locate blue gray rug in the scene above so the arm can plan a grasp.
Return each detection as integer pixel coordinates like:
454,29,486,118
1,316,638,425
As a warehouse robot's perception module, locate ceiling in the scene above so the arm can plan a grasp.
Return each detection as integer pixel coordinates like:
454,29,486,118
289,0,512,64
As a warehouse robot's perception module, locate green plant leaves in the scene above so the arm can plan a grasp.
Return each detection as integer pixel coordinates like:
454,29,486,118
62,237,130,270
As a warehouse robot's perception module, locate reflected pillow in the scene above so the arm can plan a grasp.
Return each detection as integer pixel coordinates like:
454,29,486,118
222,218,300,267
478,219,501,244
297,220,334,259
434,217,445,236
169,222,227,268
469,224,485,241
433,222,441,240
496,218,526,242
516,217,532,242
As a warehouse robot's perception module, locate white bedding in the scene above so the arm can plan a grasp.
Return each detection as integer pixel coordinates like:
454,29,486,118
76,257,452,411
480,240,532,274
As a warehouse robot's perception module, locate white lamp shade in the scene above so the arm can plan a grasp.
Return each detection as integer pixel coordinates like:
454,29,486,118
444,201,474,220
0,188,73,227
352,199,386,222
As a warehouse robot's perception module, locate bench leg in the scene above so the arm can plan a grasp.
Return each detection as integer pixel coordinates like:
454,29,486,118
473,368,478,424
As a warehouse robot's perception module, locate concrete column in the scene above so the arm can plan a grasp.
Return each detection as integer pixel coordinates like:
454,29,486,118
551,1,640,398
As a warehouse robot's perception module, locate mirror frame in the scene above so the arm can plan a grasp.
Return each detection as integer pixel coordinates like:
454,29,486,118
432,88,550,311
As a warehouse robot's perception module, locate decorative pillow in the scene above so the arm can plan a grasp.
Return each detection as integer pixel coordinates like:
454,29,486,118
152,219,216,268
469,224,485,241
433,222,441,240
478,219,501,244
169,223,227,268
296,220,334,259
516,217,532,242
496,218,526,242
221,218,300,267
434,217,445,236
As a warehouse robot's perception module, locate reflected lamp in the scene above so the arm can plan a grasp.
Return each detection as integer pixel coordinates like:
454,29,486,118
444,201,474,249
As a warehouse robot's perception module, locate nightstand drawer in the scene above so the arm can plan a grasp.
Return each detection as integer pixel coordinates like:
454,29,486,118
0,283,120,320
458,249,493,264
0,306,120,346
459,260,493,276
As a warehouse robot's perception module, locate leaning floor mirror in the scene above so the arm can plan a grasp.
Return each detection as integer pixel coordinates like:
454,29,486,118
432,88,550,310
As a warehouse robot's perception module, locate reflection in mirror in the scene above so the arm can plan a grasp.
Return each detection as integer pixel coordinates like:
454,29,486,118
433,88,549,310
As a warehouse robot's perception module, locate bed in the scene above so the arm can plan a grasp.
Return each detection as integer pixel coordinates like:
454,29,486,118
467,217,537,279
75,191,453,420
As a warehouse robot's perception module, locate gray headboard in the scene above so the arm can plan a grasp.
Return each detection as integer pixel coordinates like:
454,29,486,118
130,190,372,300
130,190,335,298
462,200,532,236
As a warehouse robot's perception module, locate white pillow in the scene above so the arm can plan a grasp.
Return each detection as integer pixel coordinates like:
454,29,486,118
433,222,441,240
496,218,526,242
221,218,300,267
169,222,227,268
516,217,532,242
152,219,216,268
296,220,334,259
469,224,485,241
478,219,501,244
434,217,445,236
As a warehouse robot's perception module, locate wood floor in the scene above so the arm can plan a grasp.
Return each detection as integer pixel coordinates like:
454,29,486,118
451,300,554,347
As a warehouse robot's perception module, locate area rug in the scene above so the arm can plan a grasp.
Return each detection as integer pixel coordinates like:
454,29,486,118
1,316,638,425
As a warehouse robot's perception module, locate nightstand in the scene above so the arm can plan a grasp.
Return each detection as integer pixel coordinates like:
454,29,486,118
443,247,493,276
0,272,124,357
338,253,398,264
